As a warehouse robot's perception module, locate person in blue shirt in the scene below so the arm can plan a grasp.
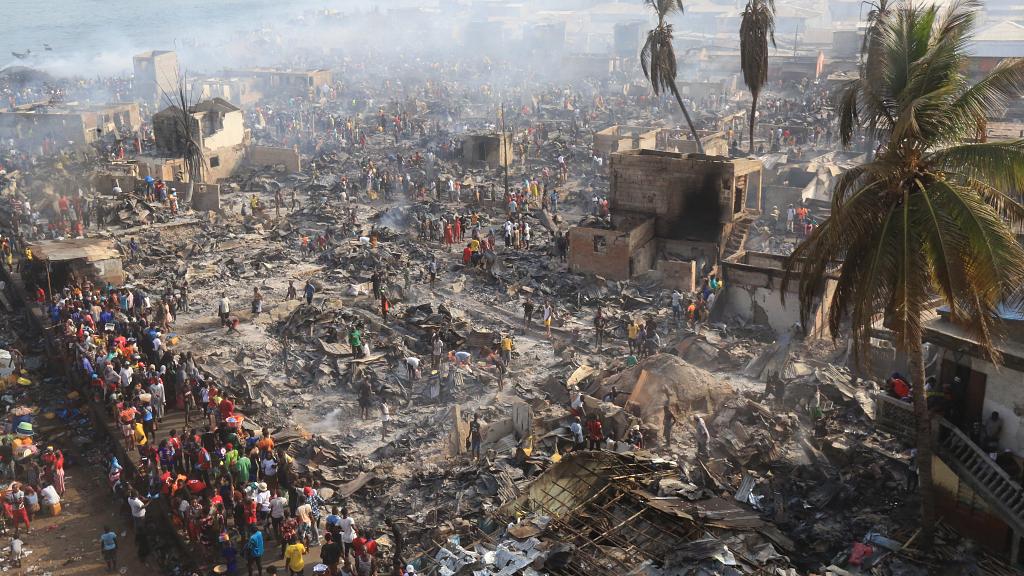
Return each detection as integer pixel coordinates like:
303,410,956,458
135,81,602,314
245,526,265,576
304,281,316,306
100,526,118,571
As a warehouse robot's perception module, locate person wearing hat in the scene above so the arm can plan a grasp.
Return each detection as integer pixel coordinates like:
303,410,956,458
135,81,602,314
403,565,416,576
257,482,272,530
5,483,29,533
626,424,644,449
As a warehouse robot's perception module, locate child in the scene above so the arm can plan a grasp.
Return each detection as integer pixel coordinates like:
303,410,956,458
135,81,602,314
10,533,23,568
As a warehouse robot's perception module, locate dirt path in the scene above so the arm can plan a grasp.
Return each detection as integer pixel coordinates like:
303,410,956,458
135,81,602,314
12,453,148,576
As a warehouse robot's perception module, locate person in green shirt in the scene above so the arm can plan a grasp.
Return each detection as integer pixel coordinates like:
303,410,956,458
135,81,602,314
235,453,252,484
349,327,362,357
224,443,239,472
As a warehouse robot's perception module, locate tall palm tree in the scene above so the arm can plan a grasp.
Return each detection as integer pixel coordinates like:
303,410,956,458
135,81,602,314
784,0,1024,549
739,0,775,155
641,0,703,154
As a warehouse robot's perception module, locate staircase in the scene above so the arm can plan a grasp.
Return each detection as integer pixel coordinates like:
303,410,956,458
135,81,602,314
936,418,1024,535
722,218,753,260
874,395,1024,535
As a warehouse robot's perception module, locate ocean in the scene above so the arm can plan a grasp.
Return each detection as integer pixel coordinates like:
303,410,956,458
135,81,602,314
2,0,352,77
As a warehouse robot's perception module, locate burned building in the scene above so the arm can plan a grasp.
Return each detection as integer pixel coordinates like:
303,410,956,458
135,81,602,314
569,150,763,290
592,125,658,160
133,50,180,106
0,102,141,152
461,133,513,168
145,97,248,181
222,67,333,100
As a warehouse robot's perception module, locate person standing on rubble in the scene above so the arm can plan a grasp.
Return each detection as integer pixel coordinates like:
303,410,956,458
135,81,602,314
469,414,482,460
427,257,437,288
349,325,363,358
380,400,391,441
586,415,604,450
542,300,554,338
671,290,683,326
569,416,585,452
693,415,710,459
380,293,391,322
430,332,444,372
663,403,676,449
218,294,231,327
522,296,535,333
594,307,606,347
287,281,297,301
304,281,316,306
252,287,264,319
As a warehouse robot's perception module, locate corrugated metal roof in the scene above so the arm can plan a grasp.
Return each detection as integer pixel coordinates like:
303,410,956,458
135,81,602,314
27,239,120,262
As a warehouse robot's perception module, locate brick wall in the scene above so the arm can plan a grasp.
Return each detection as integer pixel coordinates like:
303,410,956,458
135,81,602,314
609,151,735,240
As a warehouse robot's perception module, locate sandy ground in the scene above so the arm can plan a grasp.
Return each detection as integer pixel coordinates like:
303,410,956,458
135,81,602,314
8,456,148,576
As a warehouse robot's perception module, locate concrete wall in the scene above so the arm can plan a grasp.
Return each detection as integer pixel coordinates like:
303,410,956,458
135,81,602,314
0,112,92,149
202,111,245,150
204,143,246,181
461,135,511,168
248,145,301,173
939,352,1024,456
718,251,833,335
933,455,1011,558
656,259,697,292
567,218,655,280
610,150,737,240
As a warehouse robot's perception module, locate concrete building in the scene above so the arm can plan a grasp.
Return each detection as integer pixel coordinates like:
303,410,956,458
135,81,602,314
875,306,1024,563
0,102,142,152
147,97,248,181
133,50,180,106
569,150,763,289
593,126,658,159
715,250,835,335
461,133,513,168
222,68,332,100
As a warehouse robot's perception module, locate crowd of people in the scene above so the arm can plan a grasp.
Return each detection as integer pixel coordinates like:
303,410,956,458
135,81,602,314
21,269,408,575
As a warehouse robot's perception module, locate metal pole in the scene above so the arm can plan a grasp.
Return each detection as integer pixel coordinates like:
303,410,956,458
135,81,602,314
501,103,510,202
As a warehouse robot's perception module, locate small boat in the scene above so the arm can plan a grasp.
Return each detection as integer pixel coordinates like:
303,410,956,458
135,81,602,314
11,49,30,59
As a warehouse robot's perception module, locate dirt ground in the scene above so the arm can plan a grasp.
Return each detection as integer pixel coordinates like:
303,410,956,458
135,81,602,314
6,454,147,576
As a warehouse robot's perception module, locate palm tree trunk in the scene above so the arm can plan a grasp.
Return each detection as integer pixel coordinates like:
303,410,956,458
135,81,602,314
909,331,936,549
671,87,704,155
749,91,759,155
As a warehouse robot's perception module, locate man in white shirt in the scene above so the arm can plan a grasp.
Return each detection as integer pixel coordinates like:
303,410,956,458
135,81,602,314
218,294,231,326
339,509,357,558
269,491,288,537
127,491,147,529
119,365,132,389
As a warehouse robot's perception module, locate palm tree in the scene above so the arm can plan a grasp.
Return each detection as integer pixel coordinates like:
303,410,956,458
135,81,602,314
739,0,775,155
784,0,1024,549
640,0,703,154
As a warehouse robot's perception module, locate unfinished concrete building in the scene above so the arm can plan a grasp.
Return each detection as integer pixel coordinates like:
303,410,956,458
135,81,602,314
133,50,180,106
223,68,332,100
146,97,248,181
569,150,763,291
0,102,141,152
461,133,512,168
714,251,835,335
592,125,657,159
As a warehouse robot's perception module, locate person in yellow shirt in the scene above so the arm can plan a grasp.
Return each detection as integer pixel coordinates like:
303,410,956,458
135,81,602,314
627,320,640,355
500,334,514,366
284,538,307,575
468,238,480,253
133,421,148,447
